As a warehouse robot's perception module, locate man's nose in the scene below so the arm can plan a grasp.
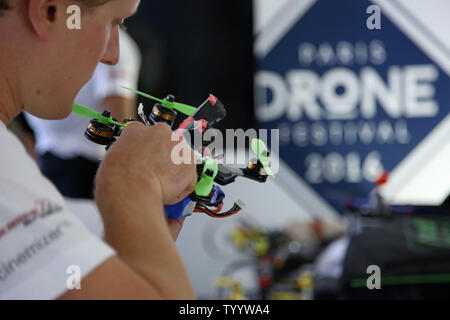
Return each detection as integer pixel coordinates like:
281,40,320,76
101,28,120,66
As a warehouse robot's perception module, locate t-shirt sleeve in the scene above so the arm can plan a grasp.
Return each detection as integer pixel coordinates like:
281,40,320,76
93,29,142,100
0,198,115,300
0,121,115,300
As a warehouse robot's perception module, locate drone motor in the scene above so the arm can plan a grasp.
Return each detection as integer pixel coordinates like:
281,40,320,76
84,110,117,145
243,157,269,183
149,103,177,127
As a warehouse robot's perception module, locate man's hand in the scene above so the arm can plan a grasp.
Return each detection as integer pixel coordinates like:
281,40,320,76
167,217,186,241
96,122,197,207
92,121,197,299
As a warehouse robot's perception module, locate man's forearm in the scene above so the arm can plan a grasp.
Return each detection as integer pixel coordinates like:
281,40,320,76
95,176,195,299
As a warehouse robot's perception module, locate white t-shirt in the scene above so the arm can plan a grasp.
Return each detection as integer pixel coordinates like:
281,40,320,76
0,121,115,299
25,30,141,162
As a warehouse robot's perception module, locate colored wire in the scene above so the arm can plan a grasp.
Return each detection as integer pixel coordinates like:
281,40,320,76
195,203,242,218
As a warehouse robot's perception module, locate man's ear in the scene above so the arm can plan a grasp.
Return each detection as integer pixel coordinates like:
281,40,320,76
27,0,59,40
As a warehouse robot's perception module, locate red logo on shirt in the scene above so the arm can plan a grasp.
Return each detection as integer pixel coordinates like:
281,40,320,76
0,200,63,239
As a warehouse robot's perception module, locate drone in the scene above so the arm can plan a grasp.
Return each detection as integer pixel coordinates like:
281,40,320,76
72,87,275,219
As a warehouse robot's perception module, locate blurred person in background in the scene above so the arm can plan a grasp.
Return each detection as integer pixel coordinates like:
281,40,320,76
25,29,141,199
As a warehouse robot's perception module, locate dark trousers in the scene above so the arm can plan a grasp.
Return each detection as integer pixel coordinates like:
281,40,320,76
39,152,100,199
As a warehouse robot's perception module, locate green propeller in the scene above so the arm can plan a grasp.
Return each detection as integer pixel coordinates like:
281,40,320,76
121,86,197,116
251,139,275,179
73,103,126,128
195,157,218,197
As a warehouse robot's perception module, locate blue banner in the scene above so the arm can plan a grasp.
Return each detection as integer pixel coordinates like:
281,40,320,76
255,0,450,212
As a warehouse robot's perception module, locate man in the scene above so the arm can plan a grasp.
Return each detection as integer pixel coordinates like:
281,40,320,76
0,0,197,300
25,29,141,199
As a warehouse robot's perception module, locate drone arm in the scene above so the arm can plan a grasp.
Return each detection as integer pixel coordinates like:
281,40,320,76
214,164,245,186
